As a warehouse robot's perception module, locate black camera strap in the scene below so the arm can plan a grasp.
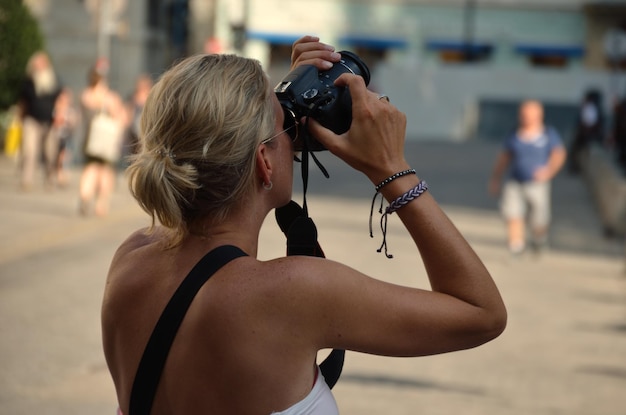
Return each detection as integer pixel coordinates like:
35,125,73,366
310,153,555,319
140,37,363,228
297,117,329,217
273,112,343,389
275,200,345,389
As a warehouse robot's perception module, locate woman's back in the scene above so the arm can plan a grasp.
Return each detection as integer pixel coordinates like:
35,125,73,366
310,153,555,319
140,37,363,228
102,228,335,414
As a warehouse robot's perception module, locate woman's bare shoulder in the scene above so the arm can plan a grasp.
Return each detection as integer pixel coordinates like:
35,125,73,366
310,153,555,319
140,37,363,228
253,255,372,301
108,227,172,274
116,227,166,253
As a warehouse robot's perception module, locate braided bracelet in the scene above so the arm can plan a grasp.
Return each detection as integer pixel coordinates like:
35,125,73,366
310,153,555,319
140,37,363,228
386,180,429,214
369,180,429,258
374,169,416,192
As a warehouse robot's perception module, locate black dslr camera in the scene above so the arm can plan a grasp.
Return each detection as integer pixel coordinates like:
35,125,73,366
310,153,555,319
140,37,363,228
274,51,371,151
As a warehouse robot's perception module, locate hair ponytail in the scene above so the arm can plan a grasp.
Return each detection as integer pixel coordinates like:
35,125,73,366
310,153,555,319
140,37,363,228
126,54,274,246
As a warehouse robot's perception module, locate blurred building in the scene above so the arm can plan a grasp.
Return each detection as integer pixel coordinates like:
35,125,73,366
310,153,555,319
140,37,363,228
26,0,626,142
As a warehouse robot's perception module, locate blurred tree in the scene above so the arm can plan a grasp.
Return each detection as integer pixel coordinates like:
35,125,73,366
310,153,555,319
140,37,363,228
0,0,44,111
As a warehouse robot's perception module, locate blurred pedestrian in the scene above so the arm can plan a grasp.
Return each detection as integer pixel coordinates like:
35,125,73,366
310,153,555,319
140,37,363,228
568,89,605,174
203,36,223,54
79,65,127,217
124,74,153,160
17,51,63,190
489,100,567,254
612,95,626,174
52,88,78,188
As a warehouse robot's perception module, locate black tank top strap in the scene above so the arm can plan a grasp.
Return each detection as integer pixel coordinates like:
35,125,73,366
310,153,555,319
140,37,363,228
129,245,247,415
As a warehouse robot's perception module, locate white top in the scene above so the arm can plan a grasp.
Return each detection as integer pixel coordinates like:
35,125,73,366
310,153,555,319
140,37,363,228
270,367,339,415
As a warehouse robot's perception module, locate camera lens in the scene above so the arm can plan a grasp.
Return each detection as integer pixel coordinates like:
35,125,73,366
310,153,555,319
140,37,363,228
332,51,371,85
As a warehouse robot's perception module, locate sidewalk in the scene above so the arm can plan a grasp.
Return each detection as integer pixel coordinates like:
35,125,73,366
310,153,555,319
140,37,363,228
0,140,625,415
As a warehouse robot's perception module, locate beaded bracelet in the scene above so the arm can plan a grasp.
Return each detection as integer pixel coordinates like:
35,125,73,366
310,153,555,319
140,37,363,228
374,169,416,192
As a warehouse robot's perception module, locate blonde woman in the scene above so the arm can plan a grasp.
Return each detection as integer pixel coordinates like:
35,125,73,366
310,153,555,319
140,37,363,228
102,36,506,414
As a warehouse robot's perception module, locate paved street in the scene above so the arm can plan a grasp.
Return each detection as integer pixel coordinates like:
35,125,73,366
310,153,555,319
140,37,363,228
0,140,625,415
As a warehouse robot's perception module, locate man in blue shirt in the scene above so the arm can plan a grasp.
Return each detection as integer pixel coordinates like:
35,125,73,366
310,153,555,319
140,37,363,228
489,100,567,254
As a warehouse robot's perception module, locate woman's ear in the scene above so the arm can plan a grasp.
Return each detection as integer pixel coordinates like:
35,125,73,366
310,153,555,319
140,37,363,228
256,144,273,187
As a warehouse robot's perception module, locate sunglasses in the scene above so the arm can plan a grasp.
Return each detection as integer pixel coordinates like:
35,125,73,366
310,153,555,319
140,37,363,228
260,107,299,145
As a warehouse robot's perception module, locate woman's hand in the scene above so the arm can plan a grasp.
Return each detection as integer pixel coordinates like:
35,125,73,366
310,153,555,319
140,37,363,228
307,73,409,185
291,35,342,71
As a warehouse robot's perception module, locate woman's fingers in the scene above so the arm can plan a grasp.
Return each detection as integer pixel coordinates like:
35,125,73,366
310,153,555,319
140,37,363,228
312,73,407,177
291,35,341,70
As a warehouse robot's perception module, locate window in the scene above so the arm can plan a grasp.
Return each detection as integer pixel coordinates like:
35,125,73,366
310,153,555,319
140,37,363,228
425,39,493,63
339,34,408,71
514,44,585,68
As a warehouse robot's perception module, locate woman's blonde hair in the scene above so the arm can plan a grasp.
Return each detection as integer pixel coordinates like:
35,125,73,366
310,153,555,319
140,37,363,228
127,54,275,245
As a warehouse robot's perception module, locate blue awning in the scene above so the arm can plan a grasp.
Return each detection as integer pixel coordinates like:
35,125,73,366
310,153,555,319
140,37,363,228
245,31,408,50
514,44,585,58
246,31,304,45
425,39,493,54
339,34,408,50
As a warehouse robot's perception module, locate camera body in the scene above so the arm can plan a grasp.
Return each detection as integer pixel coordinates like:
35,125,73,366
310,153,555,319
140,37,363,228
274,50,371,151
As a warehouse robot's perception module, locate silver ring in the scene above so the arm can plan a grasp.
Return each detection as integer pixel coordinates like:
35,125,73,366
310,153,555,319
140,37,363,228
378,94,390,102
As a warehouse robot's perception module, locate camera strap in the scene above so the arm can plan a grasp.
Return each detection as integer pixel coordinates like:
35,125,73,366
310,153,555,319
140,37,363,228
275,117,343,388
297,120,329,217
275,200,345,389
